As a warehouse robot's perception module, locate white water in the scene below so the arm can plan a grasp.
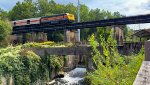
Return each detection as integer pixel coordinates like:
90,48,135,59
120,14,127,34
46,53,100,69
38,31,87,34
49,68,86,85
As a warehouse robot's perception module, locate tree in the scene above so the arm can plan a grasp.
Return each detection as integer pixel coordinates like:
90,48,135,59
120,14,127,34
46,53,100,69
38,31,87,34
36,0,52,16
86,34,144,85
8,0,36,20
0,8,8,20
0,19,12,46
113,11,123,18
80,4,89,22
64,3,76,15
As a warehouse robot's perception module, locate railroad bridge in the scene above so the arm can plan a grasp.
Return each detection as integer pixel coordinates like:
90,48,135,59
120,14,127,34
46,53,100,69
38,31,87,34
12,14,150,34
12,14,150,44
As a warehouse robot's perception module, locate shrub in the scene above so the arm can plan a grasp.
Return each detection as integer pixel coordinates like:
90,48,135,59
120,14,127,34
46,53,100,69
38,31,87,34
0,20,12,46
22,42,67,48
0,45,64,85
85,34,144,85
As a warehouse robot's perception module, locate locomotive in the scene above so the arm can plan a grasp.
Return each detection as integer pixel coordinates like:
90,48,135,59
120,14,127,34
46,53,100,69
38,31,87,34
12,13,75,27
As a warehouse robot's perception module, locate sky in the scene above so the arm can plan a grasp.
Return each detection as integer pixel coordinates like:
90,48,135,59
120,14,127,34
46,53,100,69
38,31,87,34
1,0,150,30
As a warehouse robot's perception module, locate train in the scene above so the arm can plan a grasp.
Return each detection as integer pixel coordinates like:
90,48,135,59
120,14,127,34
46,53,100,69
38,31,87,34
11,13,75,27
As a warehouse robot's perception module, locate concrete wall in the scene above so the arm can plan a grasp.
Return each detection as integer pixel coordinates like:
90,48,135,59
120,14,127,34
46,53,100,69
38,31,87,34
117,42,143,55
133,41,150,85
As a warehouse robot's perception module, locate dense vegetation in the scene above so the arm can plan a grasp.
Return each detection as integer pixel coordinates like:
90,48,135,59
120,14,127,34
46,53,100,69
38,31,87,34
85,33,144,85
0,44,64,85
0,19,12,46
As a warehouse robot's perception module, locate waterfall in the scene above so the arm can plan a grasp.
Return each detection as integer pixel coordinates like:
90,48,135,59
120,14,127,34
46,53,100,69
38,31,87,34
48,68,86,85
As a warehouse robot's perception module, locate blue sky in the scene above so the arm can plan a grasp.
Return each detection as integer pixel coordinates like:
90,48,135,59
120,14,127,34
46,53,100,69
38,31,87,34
1,0,150,30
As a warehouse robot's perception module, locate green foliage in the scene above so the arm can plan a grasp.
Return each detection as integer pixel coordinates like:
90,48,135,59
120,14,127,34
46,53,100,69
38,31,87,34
8,0,36,20
47,30,64,42
38,53,64,81
49,56,64,69
0,8,8,20
22,42,67,48
0,46,40,84
86,33,144,85
65,3,76,16
0,44,64,84
36,0,52,16
0,19,12,46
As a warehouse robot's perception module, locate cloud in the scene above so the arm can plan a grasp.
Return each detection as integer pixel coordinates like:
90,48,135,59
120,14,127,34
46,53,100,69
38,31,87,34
80,0,150,16
121,0,150,16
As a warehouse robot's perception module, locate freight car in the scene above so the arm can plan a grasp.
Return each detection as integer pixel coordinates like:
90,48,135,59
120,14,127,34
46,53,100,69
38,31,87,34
12,13,75,27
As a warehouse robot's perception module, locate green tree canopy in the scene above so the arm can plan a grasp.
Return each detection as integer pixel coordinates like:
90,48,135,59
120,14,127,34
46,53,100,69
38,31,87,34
8,0,36,20
0,8,8,20
36,0,52,16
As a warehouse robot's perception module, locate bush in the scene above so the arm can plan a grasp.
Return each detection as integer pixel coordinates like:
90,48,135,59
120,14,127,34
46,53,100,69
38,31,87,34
22,42,67,48
0,19,12,46
0,45,64,85
85,34,144,85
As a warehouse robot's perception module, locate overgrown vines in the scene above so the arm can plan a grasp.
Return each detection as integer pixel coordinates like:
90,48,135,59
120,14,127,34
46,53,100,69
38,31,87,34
0,45,64,85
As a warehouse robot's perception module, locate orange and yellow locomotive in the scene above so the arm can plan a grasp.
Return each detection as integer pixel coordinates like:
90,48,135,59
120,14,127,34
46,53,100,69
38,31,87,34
12,13,75,27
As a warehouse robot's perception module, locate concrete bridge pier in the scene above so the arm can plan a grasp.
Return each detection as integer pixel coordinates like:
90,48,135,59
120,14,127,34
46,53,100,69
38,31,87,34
64,29,70,42
63,29,84,71
64,29,80,43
